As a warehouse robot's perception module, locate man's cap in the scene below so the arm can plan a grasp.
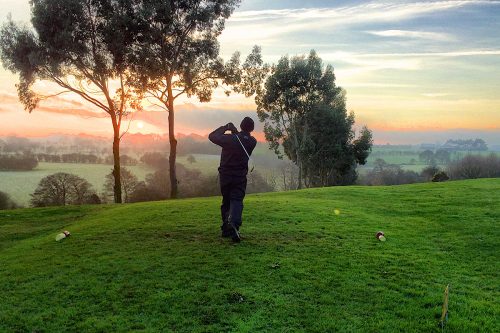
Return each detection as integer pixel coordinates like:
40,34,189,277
240,117,254,132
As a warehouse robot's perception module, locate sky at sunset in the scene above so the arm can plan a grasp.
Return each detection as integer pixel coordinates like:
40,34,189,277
0,0,499,144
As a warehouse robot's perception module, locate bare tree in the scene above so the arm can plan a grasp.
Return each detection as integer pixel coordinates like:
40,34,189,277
31,172,97,207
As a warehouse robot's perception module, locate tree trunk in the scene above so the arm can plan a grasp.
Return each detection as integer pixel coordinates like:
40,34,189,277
293,121,303,190
112,132,122,204
167,77,178,199
168,116,178,199
297,158,303,190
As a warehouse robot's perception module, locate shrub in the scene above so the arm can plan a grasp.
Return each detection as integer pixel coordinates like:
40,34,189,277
447,154,500,180
432,171,449,182
247,171,276,194
361,161,422,186
0,191,19,210
103,168,140,203
421,166,441,181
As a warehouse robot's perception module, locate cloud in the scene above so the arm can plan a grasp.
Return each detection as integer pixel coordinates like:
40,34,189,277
421,93,451,98
33,106,109,119
47,95,87,108
0,91,20,104
230,1,488,22
307,48,500,79
354,50,500,58
342,83,416,88
175,105,259,133
221,1,499,44
365,30,454,41
120,102,259,134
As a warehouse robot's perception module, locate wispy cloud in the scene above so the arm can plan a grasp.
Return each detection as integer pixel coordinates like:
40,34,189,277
230,1,492,22
222,1,498,44
354,50,500,57
34,106,108,119
342,83,416,88
421,93,451,98
0,91,19,104
365,30,454,41
316,49,500,78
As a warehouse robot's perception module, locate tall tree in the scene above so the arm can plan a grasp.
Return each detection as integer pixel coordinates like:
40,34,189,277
0,0,141,203
130,0,264,198
257,50,372,188
301,103,373,186
256,51,326,188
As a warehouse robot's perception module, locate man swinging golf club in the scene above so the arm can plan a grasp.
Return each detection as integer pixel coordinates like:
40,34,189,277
209,117,257,242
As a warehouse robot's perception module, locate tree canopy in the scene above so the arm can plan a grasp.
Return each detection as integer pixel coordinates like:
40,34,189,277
257,50,372,187
0,0,143,203
129,0,263,198
30,172,98,207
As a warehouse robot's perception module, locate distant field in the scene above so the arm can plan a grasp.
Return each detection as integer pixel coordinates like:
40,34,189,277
177,154,220,175
366,148,500,168
0,163,154,206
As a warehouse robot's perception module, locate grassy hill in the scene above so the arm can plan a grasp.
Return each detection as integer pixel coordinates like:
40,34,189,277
0,179,498,332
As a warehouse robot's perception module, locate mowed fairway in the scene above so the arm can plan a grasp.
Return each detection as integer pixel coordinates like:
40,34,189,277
0,179,498,332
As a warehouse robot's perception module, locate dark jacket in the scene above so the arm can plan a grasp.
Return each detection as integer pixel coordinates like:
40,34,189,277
209,125,257,176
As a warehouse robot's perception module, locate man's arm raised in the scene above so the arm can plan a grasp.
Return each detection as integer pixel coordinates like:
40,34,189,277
209,123,238,147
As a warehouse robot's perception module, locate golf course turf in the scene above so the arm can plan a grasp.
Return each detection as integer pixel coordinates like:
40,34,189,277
1,179,498,332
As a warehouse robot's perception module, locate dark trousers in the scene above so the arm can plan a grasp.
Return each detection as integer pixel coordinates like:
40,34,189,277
220,174,247,230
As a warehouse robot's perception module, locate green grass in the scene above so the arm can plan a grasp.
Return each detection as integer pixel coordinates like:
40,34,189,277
1,179,499,332
0,162,154,206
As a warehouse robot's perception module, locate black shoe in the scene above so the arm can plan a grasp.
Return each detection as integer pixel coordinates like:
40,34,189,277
230,223,241,243
221,222,232,238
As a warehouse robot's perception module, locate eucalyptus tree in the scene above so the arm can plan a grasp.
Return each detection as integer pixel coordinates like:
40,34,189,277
0,0,141,203
257,50,372,188
130,0,265,199
301,104,372,186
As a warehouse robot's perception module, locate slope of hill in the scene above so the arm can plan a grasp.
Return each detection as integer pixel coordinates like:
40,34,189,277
1,179,498,332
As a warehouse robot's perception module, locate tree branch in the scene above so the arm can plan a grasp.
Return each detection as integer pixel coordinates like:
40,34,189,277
49,74,111,113
119,112,134,140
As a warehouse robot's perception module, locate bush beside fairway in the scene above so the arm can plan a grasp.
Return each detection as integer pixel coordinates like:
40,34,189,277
0,179,498,332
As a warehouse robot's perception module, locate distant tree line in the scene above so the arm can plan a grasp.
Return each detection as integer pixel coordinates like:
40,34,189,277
21,153,499,209
0,154,38,171
360,159,422,186
418,149,451,164
0,137,39,153
102,162,275,204
360,153,499,186
442,139,488,151
448,154,500,179
36,153,139,165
